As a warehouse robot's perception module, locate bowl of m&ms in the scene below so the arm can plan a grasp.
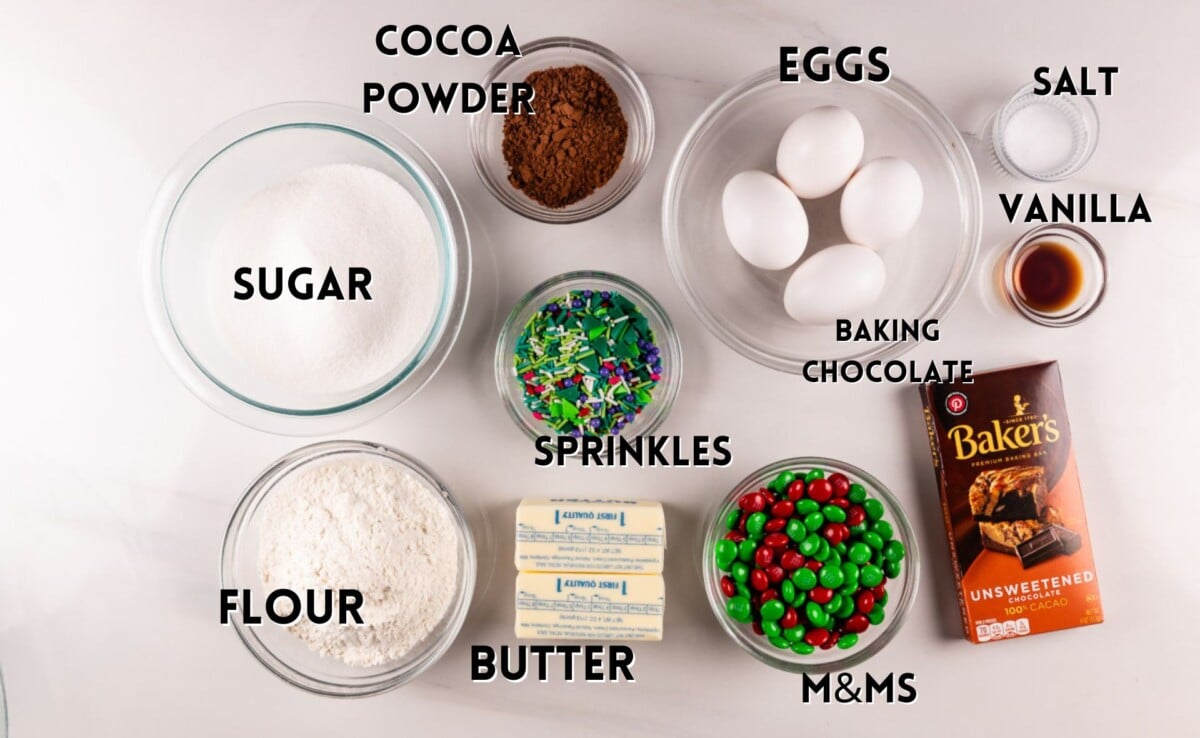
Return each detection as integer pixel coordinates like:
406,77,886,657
702,457,918,671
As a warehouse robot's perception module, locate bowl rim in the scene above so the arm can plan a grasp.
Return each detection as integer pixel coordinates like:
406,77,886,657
701,456,920,672
493,269,682,450
0,662,6,738
469,36,655,224
662,67,982,372
220,439,477,697
142,101,472,435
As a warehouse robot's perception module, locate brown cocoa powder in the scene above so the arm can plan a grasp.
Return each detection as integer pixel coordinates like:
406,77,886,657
501,65,628,209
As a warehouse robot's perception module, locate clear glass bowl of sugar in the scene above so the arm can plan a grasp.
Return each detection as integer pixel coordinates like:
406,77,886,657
143,102,471,435
221,440,476,697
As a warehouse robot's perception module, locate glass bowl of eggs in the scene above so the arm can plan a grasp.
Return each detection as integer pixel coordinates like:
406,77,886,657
663,69,981,372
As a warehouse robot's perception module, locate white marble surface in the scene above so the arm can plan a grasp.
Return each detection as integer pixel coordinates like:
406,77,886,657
2,1,1198,735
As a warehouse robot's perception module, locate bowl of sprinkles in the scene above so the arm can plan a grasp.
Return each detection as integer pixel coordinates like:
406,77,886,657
496,271,681,447
703,457,918,672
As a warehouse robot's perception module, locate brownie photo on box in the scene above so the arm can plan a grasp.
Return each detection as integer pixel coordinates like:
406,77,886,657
968,466,1047,521
969,467,1079,568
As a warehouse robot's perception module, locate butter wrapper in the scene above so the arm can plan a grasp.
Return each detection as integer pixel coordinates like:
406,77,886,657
515,498,666,574
515,572,664,641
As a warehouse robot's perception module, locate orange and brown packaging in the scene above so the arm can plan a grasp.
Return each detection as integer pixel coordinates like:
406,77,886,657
920,360,1103,643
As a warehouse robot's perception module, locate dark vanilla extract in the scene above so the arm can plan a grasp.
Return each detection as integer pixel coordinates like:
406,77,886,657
1014,240,1083,313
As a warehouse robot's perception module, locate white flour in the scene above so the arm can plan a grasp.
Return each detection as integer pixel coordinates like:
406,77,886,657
258,457,460,667
208,163,440,398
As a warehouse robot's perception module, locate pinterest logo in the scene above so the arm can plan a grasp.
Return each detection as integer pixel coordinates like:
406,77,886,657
945,392,968,416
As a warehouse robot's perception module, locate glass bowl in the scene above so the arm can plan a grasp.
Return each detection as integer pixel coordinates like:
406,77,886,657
469,37,654,223
663,69,981,372
702,457,919,672
1003,223,1106,327
495,271,681,450
143,102,471,435
220,440,476,697
991,82,1099,182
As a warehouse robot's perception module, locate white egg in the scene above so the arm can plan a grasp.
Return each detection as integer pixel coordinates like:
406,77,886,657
783,244,886,324
776,106,865,199
840,156,924,249
721,170,809,270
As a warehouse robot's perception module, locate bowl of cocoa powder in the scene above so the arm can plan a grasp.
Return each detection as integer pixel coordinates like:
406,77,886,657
470,37,654,223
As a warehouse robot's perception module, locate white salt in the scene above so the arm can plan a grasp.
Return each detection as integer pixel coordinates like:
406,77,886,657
208,163,439,398
1002,102,1077,175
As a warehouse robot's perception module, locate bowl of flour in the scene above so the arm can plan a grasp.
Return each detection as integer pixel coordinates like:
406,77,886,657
222,440,476,696
144,103,470,434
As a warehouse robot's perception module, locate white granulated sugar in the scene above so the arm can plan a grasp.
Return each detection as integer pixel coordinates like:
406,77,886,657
209,163,440,397
258,457,460,667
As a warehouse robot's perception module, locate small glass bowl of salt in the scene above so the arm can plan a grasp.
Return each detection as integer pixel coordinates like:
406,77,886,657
991,82,1099,181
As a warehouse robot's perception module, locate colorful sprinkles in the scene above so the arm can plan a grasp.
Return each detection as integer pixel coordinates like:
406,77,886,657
514,289,662,436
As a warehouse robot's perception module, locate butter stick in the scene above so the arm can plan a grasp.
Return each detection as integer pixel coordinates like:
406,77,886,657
515,498,666,574
515,572,665,641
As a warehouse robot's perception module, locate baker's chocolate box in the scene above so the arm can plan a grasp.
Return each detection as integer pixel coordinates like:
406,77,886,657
920,361,1103,643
